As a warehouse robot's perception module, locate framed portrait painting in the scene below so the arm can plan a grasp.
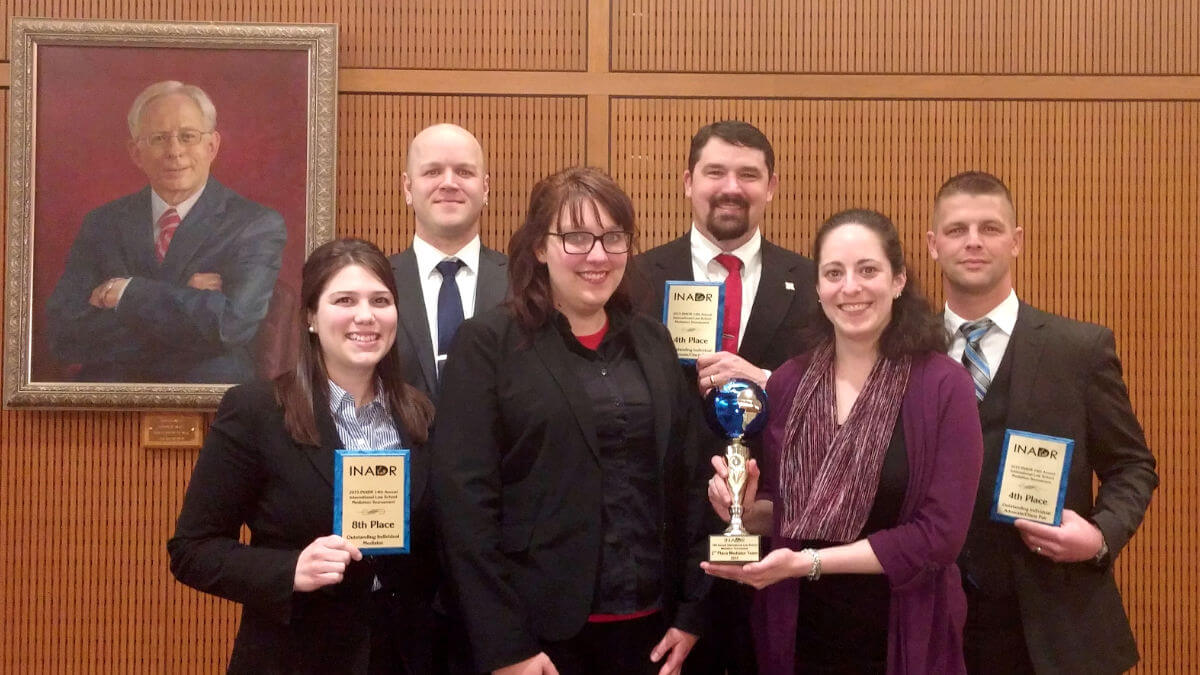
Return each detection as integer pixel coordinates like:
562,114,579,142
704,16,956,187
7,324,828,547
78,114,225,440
4,19,337,409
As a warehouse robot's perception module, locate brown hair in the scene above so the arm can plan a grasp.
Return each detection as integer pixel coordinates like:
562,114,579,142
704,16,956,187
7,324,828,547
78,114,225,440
687,120,775,174
506,166,637,334
934,171,1014,212
804,208,947,358
273,238,433,446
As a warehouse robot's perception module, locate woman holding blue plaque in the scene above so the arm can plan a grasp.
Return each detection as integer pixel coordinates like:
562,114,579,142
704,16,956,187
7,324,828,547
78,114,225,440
431,167,710,675
168,238,441,673
702,209,984,674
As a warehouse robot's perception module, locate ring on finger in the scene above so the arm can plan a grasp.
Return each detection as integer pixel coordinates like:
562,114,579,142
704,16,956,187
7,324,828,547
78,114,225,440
709,374,716,387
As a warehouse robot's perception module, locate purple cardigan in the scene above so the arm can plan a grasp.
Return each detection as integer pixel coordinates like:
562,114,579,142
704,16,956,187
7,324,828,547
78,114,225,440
753,350,983,674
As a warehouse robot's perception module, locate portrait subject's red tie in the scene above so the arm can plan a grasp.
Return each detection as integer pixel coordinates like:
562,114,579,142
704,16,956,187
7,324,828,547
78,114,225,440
715,253,743,354
156,207,181,263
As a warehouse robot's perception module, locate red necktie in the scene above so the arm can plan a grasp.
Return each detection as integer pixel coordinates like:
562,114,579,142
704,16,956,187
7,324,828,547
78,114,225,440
156,208,180,263
715,253,743,353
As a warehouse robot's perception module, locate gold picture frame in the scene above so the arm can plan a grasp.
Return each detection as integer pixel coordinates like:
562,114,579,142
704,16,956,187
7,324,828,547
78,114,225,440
4,18,337,409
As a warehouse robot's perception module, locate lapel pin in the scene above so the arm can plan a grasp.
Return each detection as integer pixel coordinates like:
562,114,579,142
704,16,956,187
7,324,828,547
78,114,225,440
784,281,795,291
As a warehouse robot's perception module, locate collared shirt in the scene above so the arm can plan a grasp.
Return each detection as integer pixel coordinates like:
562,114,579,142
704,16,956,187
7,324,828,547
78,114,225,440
944,289,1020,372
412,234,481,363
552,311,663,615
326,379,403,450
689,225,763,344
150,185,206,240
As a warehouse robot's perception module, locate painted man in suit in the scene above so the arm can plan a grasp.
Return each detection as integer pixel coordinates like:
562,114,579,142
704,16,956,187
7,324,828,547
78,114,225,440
389,123,507,401
927,171,1158,674
46,80,286,384
636,120,818,675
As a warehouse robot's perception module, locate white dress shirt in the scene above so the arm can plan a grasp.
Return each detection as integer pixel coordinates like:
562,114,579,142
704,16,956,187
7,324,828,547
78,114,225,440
944,289,1020,374
151,186,205,237
411,234,481,364
688,225,763,344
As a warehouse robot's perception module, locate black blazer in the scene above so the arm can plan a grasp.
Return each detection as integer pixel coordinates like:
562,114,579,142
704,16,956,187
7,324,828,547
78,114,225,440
975,303,1158,674
633,233,817,373
430,308,712,673
389,245,508,401
168,381,439,674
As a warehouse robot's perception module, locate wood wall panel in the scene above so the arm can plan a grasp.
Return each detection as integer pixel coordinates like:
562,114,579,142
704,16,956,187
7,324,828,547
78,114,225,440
612,0,1200,75
336,94,586,251
2,1,586,70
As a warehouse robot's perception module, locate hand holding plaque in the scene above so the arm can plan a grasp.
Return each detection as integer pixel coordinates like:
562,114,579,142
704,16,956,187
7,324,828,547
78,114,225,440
704,378,769,563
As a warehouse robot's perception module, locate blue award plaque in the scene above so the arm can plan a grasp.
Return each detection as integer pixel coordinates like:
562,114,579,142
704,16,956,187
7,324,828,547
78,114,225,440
333,449,411,555
662,280,725,363
989,429,1074,526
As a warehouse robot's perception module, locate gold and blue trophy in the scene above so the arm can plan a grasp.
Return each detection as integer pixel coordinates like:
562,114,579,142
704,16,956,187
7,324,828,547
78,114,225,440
704,378,768,563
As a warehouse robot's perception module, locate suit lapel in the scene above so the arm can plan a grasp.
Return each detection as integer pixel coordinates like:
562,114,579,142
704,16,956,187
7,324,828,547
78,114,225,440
160,178,224,277
299,402,341,491
739,242,796,363
474,247,508,313
533,325,601,459
655,235,695,281
393,249,438,394
119,188,158,274
1002,303,1049,428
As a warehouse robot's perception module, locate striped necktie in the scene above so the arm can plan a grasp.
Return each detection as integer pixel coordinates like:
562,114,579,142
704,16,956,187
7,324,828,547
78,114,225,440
155,207,181,263
960,318,994,401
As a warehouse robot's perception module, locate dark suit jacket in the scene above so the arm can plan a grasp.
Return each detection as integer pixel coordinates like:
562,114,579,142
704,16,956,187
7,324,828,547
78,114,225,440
389,245,508,401
430,308,712,673
47,178,286,383
168,381,439,674
633,233,817,373
969,303,1158,674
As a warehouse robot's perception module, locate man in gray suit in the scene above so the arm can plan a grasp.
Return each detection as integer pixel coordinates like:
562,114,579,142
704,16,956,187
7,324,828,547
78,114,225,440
389,123,507,401
928,171,1157,674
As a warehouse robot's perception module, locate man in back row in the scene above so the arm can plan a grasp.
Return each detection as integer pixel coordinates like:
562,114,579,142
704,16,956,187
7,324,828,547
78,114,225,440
928,171,1157,674
390,123,508,402
637,120,818,674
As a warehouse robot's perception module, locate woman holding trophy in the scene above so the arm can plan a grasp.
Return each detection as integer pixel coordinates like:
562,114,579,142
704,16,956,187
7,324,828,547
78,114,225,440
703,209,984,674
431,167,711,675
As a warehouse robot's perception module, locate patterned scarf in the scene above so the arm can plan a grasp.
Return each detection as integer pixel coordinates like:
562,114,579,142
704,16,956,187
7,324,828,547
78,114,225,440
778,340,911,542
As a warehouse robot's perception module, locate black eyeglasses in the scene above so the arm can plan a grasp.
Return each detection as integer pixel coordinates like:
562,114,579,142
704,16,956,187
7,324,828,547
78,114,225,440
548,230,633,255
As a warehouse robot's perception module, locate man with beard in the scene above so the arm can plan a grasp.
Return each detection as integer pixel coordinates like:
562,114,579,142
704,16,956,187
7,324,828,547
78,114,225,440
635,120,817,674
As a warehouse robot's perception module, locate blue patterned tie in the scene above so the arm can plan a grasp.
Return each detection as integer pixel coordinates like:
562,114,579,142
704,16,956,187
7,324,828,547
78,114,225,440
436,259,465,357
960,318,994,401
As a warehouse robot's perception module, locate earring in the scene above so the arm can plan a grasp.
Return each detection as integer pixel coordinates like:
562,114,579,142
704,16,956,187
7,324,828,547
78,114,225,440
308,325,316,334
894,292,901,299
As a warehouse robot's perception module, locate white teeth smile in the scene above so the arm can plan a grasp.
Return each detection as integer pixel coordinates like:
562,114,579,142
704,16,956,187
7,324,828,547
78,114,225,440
840,303,870,311
348,333,378,343
579,271,608,282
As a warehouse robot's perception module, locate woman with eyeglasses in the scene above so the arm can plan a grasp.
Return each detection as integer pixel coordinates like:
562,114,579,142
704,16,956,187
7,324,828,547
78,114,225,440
168,239,441,673
431,167,711,675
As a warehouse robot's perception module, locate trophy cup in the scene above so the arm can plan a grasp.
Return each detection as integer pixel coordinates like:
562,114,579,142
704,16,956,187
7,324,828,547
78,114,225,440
703,378,768,563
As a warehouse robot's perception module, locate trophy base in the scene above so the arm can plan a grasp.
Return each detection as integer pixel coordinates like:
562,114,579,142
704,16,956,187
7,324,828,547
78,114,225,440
707,534,762,563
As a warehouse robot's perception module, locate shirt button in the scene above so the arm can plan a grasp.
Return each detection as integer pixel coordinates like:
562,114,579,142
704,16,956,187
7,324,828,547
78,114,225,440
614,399,623,407
600,368,608,376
